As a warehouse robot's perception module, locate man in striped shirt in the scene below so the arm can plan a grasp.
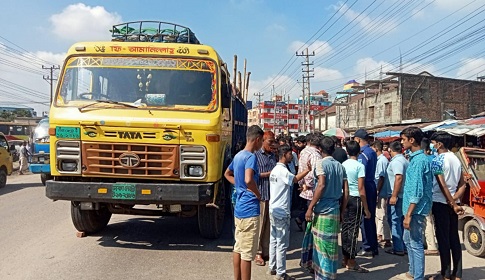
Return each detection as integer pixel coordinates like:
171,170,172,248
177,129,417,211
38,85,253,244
296,133,323,228
254,130,277,266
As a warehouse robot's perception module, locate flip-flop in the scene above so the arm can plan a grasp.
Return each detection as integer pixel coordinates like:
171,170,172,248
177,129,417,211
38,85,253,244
255,255,265,266
385,249,405,256
425,250,439,256
347,264,369,273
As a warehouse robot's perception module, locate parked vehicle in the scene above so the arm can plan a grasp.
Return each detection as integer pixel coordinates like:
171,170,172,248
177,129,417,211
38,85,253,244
457,148,485,257
0,132,14,188
45,21,247,238
29,118,52,185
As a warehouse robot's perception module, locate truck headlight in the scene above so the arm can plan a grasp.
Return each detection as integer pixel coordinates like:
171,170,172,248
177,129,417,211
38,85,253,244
188,165,204,177
61,160,78,172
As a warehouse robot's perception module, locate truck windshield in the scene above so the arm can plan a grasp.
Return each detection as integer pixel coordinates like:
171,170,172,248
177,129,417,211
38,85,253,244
56,56,218,111
33,119,49,142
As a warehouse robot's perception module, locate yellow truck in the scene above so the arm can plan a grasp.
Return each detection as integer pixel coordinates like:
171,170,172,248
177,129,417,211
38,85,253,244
45,21,247,238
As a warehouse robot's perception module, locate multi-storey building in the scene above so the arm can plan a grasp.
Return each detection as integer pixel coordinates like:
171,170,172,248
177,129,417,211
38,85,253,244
248,94,330,135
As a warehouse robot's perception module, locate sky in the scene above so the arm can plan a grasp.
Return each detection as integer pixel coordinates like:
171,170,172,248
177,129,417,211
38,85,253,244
1,0,484,115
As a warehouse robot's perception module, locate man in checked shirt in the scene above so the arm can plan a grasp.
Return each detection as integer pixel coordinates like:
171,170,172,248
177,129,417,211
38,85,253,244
296,133,323,230
254,130,277,266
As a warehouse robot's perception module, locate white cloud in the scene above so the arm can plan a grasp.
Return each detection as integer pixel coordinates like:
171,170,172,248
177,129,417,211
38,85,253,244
288,40,333,58
401,62,436,75
248,74,297,101
456,58,485,79
333,2,397,34
0,43,65,114
354,57,395,79
313,67,343,82
49,3,122,42
34,51,65,66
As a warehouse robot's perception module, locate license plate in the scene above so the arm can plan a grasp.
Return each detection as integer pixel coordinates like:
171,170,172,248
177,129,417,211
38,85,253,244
112,183,136,200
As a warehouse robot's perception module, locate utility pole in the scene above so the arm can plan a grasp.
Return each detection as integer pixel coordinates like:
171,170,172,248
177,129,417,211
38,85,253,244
272,85,277,134
297,76,306,133
42,65,60,104
296,48,315,133
254,92,264,128
286,90,290,135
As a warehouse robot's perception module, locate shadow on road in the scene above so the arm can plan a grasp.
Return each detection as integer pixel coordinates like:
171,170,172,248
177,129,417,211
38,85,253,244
0,181,43,196
92,214,234,253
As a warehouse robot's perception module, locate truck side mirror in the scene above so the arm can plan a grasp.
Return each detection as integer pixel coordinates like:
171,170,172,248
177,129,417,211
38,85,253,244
221,83,232,108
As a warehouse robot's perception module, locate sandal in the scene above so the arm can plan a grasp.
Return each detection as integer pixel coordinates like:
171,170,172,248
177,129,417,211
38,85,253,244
255,255,265,266
347,264,369,273
425,274,446,280
424,250,439,256
385,249,405,256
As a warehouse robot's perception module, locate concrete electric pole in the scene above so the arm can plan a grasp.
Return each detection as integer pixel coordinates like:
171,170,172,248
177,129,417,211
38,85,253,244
296,48,315,133
254,92,264,128
42,65,60,104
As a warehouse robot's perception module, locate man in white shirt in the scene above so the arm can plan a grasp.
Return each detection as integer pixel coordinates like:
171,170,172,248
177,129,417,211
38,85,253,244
430,131,465,280
268,144,311,280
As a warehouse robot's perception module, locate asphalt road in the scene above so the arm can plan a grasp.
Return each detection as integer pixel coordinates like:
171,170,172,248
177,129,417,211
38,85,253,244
1,173,484,280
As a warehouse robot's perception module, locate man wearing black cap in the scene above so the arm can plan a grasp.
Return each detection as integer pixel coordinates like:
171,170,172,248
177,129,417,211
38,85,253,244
354,129,379,257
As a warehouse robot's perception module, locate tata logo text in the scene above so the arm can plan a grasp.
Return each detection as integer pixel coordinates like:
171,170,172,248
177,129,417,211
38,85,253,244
118,153,141,168
118,131,142,139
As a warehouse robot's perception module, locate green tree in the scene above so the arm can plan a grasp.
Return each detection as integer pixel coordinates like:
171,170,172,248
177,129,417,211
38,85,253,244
13,109,32,118
0,111,14,121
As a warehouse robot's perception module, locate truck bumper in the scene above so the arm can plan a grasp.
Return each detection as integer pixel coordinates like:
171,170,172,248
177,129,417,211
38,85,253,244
29,164,51,174
46,180,215,205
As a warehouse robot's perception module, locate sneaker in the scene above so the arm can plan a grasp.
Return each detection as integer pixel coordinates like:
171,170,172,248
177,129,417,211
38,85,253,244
357,249,378,257
274,274,294,280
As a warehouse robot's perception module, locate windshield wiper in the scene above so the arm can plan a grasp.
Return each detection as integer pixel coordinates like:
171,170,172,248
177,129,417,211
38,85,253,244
78,100,140,112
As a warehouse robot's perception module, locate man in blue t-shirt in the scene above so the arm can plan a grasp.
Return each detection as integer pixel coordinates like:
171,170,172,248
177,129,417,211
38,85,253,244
354,129,379,257
224,125,264,280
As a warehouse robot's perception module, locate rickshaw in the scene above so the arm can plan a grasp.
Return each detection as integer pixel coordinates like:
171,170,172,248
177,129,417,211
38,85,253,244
457,148,485,257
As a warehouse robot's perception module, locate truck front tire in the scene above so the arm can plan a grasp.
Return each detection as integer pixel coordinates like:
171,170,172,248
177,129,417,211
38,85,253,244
198,183,226,239
71,202,112,234
40,173,52,186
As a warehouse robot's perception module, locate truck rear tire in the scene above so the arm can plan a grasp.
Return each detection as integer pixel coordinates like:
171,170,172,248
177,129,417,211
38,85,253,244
71,202,112,234
0,169,6,188
464,219,485,257
198,183,226,239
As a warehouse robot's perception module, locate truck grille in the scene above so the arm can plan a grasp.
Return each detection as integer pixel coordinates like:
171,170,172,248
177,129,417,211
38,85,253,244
82,142,179,178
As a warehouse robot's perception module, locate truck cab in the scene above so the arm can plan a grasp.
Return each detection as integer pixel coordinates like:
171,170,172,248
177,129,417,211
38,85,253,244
29,118,52,185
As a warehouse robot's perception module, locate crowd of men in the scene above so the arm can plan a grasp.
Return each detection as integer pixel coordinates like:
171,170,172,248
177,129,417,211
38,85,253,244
225,125,465,280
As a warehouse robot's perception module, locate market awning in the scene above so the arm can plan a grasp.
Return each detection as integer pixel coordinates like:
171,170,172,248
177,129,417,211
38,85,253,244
465,127,485,137
421,120,458,132
438,125,482,136
465,116,485,125
373,130,401,138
